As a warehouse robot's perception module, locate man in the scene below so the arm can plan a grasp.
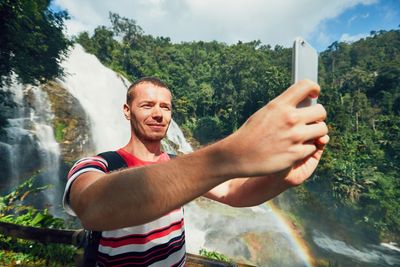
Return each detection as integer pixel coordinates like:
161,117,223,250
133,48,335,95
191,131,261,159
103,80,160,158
63,77,329,266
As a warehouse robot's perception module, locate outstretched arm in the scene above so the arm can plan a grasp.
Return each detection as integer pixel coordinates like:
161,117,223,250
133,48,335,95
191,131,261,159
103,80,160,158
69,80,328,231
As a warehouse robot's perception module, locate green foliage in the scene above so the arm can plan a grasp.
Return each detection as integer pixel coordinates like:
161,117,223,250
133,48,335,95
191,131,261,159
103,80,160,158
307,29,400,241
0,250,34,266
199,248,232,263
54,121,66,142
193,116,223,144
0,0,71,87
0,176,76,265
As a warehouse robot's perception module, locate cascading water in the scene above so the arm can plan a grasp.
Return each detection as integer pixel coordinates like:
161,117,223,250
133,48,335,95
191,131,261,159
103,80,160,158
58,45,130,153
166,120,193,154
184,200,315,266
29,86,62,216
312,230,400,266
0,80,63,217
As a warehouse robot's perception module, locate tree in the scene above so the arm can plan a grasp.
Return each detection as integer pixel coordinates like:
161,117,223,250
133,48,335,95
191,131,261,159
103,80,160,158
368,65,400,114
0,0,70,86
109,12,144,49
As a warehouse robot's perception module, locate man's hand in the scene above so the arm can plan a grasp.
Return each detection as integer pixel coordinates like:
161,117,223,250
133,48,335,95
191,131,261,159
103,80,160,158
281,134,329,186
205,80,329,206
205,133,329,207
218,79,328,178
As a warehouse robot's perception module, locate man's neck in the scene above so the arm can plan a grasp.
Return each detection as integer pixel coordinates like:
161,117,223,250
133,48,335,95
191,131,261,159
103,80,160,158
122,135,163,162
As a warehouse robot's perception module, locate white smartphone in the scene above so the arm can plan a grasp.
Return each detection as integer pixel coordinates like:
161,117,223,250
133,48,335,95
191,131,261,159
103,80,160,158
292,37,318,107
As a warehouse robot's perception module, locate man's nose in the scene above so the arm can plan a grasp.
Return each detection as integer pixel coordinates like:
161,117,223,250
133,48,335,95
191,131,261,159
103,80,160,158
151,106,163,120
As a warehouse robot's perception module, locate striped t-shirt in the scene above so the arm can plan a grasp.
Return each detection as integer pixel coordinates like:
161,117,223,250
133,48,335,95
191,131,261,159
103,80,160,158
63,149,186,266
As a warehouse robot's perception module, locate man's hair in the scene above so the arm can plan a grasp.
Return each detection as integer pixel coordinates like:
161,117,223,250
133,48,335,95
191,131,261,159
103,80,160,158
126,77,169,104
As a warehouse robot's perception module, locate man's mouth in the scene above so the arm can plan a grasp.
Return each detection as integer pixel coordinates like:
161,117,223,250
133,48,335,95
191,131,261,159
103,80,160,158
147,124,165,130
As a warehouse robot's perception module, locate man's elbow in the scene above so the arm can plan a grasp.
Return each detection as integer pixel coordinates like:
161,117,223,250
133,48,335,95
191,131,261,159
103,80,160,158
223,195,269,208
211,194,249,208
225,198,253,208
80,217,103,231
77,209,99,231
71,195,103,231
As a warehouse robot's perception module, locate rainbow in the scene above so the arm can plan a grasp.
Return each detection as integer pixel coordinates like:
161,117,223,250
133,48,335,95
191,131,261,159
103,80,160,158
267,201,315,267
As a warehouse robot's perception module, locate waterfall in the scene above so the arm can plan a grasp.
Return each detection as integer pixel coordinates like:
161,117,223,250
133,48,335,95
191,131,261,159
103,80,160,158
313,231,400,266
0,80,62,216
30,87,62,216
58,45,130,153
59,44,193,154
0,81,27,188
165,120,193,154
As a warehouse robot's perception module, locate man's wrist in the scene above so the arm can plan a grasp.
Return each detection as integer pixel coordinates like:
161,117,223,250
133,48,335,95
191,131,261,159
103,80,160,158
203,137,243,180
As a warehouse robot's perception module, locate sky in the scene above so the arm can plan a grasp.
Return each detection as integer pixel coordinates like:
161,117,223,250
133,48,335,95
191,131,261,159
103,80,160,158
52,0,399,52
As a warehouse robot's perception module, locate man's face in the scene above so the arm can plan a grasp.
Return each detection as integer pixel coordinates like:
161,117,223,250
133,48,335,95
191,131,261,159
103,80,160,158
124,82,172,142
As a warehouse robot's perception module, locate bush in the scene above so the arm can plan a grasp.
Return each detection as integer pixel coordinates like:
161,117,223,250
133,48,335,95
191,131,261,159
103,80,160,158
193,116,223,144
0,175,77,266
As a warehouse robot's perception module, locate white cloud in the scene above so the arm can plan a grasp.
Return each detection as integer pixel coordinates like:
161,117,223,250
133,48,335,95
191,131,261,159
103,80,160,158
383,7,397,21
362,12,370,18
339,32,368,43
348,15,358,25
54,0,378,48
316,31,333,48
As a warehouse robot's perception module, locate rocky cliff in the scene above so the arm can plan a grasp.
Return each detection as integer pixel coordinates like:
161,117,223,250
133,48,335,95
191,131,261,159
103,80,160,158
43,81,94,163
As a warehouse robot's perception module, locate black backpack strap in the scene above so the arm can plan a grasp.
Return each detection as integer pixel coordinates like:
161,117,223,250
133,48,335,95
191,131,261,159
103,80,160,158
82,230,102,267
98,151,128,172
83,151,127,266
168,153,177,159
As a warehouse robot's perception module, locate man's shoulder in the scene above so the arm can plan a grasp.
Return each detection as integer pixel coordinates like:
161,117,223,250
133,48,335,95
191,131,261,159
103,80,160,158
97,150,127,171
68,155,108,178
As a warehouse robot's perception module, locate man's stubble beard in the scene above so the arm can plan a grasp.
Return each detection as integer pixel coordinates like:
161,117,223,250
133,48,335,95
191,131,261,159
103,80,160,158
131,121,170,143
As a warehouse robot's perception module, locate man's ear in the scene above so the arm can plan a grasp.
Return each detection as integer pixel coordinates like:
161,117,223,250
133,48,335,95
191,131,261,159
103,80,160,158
123,103,130,120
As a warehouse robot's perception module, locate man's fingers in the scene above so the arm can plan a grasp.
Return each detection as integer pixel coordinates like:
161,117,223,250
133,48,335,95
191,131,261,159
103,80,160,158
299,122,329,143
301,142,318,159
315,135,330,147
279,80,320,106
298,104,327,123
301,135,329,161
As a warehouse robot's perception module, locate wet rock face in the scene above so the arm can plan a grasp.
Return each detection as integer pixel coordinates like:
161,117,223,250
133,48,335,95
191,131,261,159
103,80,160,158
43,81,94,162
0,130,42,189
